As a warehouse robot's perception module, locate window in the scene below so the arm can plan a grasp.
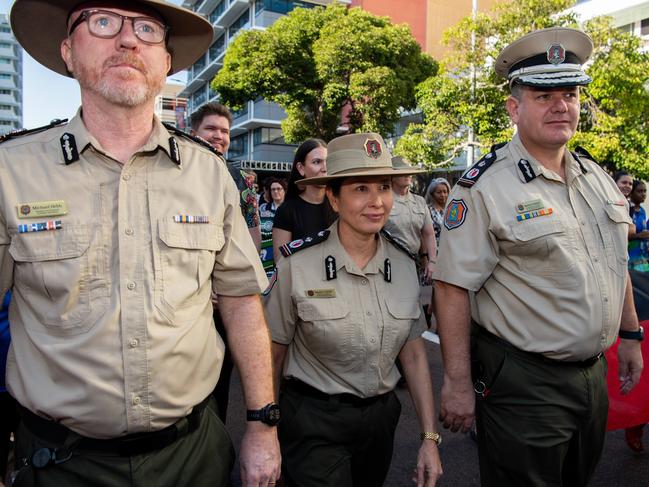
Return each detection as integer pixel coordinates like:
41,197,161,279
0,59,11,64
0,89,11,94
229,10,250,39
229,134,249,159
618,23,633,34
0,28,10,34
255,0,315,15
231,103,249,119
209,35,225,61
641,18,649,36
0,43,10,48
193,88,207,108
0,104,13,110
210,1,226,24
0,74,11,80
253,127,286,146
192,54,206,75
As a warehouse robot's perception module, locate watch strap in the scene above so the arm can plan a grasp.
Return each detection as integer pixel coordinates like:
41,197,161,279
619,326,644,341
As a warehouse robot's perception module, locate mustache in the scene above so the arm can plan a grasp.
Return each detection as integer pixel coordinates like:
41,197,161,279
104,54,147,73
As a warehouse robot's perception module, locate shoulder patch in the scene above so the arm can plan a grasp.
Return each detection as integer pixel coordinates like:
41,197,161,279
162,122,224,159
0,119,68,145
280,230,330,258
457,142,506,188
380,228,417,261
444,199,468,230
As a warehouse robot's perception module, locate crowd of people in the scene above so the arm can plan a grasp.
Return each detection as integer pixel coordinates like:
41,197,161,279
0,1,645,487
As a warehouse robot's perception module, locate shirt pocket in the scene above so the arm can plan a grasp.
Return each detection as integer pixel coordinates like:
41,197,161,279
509,219,577,277
602,203,631,277
296,298,356,370
9,225,98,334
382,298,420,367
154,218,223,324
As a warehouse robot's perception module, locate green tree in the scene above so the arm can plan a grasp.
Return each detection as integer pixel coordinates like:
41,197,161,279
396,0,649,178
212,3,437,143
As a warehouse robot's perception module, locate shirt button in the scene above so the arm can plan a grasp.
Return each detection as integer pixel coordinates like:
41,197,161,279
125,228,134,236
127,282,136,291
370,337,376,343
129,338,139,348
122,173,131,181
593,257,599,262
361,279,368,286
133,396,141,405
366,311,372,316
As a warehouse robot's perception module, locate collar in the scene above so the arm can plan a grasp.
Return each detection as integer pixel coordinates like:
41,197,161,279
321,223,386,279
61,109,182,167
509,133,584,184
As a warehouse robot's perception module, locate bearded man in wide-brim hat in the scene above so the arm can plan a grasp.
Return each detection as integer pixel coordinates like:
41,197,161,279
1,2,280,486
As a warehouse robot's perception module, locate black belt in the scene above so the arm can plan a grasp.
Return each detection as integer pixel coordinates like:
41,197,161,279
18,396,210,457
475,325,603,368
285,379,388,407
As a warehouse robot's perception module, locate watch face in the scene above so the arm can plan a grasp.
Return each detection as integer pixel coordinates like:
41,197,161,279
264,404,281,425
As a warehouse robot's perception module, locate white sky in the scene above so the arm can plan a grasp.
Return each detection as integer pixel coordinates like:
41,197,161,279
1,0,187,128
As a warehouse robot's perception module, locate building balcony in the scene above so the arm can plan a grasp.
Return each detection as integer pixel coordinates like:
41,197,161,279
214,0,249,29
230,99,284,135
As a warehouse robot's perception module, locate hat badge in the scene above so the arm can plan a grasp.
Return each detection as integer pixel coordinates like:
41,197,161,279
546,43,566,65
364,138,382,159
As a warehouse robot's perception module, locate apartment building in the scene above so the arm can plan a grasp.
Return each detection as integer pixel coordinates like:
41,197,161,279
180,0,349,170
0,14,22,134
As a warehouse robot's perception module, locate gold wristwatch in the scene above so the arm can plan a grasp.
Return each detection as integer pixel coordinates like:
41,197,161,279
421,431,442,445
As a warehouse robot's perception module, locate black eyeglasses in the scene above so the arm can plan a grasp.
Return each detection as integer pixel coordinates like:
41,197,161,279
68,9,169,45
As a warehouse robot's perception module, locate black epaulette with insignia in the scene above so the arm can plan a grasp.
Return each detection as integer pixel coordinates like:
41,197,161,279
280,230,330,258
162,122,224,158
381,229,417,261
571,146,594,175
0,119,68,145
457,142,507,188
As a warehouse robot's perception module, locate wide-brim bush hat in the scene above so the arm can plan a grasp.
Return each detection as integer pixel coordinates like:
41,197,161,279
298,133,425,187
10,0,214,76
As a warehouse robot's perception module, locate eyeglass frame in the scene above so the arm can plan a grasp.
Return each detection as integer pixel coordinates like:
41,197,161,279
67,9,170,45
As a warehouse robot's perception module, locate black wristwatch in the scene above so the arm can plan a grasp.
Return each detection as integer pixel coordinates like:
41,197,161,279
619,326,644,342
247,403,281,426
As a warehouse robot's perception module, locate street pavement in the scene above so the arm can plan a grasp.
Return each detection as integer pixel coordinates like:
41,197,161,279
225,340,649,486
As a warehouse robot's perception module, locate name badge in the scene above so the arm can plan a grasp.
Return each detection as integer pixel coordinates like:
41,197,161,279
515,198,544,213
17,200,68,219
306,289,336,298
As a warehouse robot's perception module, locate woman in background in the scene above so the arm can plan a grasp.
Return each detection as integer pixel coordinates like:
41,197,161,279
272,139,335,261
260,178,288,276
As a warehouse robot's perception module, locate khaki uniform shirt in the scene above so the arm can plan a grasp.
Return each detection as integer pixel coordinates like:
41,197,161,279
434,134,631,361
266,223,425,397
383,191,433,255
0,113,268,438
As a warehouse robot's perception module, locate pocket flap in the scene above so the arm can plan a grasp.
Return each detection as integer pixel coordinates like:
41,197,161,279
297,299,349,321
9,226,90,262
604,204,632,224
158,218,223,251
385,299,421,320
511,219,563,242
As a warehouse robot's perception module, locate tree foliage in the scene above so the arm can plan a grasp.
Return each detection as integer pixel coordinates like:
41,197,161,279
212,3,437,143
395,0,649,178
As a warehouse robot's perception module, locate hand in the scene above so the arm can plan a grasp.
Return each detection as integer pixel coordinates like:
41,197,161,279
239,424,281,487
424,261,435,283
439,375,474,433
412,441,442,486
637,230,649,239
618,339,643,395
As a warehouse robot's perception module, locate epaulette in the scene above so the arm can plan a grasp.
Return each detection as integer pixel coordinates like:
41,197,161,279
0,119,68,144
571,146,595,174
161,122,225,158
280,230,330,258
457,142,507,188
380,229,417,261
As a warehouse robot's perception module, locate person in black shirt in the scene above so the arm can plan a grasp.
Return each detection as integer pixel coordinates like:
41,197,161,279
272,139,336,260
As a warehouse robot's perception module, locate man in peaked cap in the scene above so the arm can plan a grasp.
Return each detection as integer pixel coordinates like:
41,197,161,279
0,1,280,486
434,27,643,486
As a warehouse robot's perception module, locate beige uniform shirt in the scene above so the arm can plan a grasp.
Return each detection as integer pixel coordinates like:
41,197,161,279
434,134,631,361
266,223,425,397
383,191,433,255
0,113,268,438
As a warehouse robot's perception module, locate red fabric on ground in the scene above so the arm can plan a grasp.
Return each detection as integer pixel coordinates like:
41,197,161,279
606,321,649,431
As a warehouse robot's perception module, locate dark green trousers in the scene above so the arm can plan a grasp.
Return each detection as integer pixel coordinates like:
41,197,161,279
12,398,234,487
279,383,401,487
473,329,608,487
